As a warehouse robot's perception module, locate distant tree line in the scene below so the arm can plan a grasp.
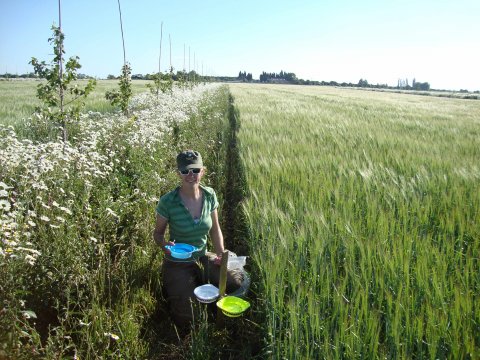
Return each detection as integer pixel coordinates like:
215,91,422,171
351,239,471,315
2,71,479,95
256,72,434,91
0,72,94,79
108,70,204,81
259,70,297,83
238,71,253,82
395,78,430,91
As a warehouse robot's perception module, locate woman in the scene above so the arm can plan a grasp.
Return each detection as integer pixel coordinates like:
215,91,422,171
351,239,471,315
153,150,242,328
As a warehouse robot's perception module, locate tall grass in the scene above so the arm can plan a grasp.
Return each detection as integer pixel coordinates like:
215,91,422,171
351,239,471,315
230,84,480,359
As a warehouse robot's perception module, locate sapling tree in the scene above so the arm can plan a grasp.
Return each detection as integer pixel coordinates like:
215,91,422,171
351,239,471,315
147,26,174,96
105,63,132,115
146,22,174,96
30,25,96,144
147,71,173,95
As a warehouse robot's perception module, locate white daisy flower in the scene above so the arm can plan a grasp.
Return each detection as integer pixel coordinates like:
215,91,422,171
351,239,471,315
0,182,12,189
104,332,120,341
24,254,36,265
0,200,11,212
106,208,119,218
59,207,72,215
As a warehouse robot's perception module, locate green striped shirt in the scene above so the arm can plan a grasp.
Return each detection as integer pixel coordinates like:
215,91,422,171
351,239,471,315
156,184,219,262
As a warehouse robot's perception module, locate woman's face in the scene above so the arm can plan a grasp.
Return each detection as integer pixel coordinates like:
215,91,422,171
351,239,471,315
178,167,204,185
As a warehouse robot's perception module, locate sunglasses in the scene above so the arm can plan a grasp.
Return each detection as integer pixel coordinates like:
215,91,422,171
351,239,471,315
179,168,202,175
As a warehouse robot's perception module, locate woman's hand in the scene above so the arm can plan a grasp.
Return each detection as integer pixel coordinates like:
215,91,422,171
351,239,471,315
161,241,175,255
214,253,222,266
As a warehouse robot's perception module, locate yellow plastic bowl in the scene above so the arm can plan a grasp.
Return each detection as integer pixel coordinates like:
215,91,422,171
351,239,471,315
216,296,250,317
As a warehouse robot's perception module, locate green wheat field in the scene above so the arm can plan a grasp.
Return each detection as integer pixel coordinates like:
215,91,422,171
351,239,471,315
229,83,479,359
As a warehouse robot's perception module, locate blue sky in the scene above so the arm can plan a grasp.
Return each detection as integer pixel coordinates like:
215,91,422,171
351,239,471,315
1,0,479,90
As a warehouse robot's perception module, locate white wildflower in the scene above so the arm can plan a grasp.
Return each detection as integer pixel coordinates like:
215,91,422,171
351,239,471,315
40,215,50,222
27,220,36,227
104,332,120,341
0,182,12,189
24,254,36,265
0,200,11,212
17,247,41,255
0,190,8,198
106,208,119,218
59,207,72,215
21,310,37,319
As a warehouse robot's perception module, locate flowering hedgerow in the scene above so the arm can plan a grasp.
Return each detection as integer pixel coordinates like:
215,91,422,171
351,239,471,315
0,83,221,264
0,83,227,357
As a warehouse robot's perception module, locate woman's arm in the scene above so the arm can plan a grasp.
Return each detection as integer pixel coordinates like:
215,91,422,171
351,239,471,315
153,214,173,254
209,209,225,257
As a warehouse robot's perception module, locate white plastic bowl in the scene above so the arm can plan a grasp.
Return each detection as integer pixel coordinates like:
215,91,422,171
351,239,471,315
194,284,219,303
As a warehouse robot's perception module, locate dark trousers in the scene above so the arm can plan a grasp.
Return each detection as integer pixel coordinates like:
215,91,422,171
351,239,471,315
162,252,243,328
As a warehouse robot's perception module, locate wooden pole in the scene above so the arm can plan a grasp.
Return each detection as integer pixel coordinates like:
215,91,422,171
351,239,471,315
216,250,229,328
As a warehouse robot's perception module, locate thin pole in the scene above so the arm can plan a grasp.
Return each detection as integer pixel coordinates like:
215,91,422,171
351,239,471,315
158,22,163,74
117,0,126,66
58,0,66,144
216,250,229,328
169,34,172,72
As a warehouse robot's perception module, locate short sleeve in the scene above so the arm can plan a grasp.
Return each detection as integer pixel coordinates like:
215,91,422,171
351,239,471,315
156,197,169,219
211,190,219,212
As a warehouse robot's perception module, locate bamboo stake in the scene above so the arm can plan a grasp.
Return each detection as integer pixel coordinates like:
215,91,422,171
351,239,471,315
157,22,163,98
57,0,66,146
216,250,229,328
158,22,163,74
169,34,172,72
117,0,126,67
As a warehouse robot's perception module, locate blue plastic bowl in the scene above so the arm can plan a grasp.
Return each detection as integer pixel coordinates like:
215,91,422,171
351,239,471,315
165,243,198,259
